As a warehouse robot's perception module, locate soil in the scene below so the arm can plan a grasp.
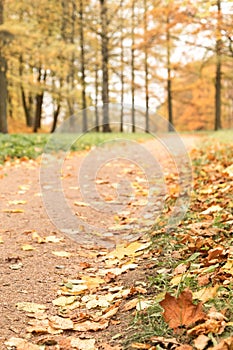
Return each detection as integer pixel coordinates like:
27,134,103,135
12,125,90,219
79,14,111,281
0,135,200,350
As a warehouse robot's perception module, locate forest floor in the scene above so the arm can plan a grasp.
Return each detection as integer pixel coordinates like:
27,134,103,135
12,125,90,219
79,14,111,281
0,132,232,350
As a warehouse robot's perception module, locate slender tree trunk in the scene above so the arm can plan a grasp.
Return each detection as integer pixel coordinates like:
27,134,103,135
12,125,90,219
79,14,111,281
120,0,124,132
144,0,149,133
79,0,88,132
0,0,8,133
95,63,100,131
33,68,46,133
214,0,222,131
51,103,61,133
166,15,173,132
19,55,33,127
100,0,111,132
131,0,135,133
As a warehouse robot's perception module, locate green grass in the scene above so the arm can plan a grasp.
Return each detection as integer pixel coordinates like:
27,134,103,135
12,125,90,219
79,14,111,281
0,132,152,163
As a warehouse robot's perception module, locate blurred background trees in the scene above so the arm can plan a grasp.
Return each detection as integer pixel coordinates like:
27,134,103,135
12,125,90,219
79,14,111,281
0,0,232,133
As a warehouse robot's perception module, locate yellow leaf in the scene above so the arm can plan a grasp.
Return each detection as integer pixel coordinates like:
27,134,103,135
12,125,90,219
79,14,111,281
52,296,76,307
3,208,24,213
0,236,3,244
79,275,105,289
74,201,90,207
22,244,35,251
45,235,63,243
107,241,150,260
193,285,219,303
52,251,72,258
16,302,46,313
8,200,27,205
32,232,45,243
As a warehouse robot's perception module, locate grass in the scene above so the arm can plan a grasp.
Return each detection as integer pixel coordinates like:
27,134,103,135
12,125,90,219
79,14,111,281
0,132,152,163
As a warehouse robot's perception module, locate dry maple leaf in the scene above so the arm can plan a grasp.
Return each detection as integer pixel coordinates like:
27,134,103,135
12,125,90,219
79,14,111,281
208,336,233,350
160,289,206,330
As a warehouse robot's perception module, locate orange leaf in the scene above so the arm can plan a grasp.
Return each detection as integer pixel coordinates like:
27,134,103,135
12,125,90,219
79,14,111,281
160,289,206,330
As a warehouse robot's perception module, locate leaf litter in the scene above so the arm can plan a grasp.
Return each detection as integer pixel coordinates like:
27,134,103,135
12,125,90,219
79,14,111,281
2,136,233,349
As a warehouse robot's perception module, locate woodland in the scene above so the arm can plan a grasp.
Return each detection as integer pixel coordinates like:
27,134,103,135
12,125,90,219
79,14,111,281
0,0,232,134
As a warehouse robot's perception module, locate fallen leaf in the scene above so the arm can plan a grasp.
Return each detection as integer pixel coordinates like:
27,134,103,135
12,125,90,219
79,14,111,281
223,164,233,176
0,236,3,244
8,200,27,205
176,346,193,350
131,343,151,349
106,242,150,260
49,315,73,330
122,298,139,311
52,251,72,258
32,232,45,243
70,337,96,350
16,302,47,313
194,334,210,350
136,300,153,311
74,201,90,207
73,319,109,331
101,306,119,319
193,285,219,303
160,289,206,330
79,275,105,289
208,336,233,349
10,262,23,270
187,318,226,336
27,319,62,335
52,296,77,307
150,336,180,346
21,244,35,251
207,247,224,261
3,208,24,213
201,205,222,215
45,235,63,243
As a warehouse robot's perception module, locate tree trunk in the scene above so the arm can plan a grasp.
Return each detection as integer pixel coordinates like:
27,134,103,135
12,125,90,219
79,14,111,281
100,0,111,132
131,0,135,133
79,0,88,132
51,103,61,133
120,0,124,132
19,55,33,127
0,0,8,133
95,63,100,131
144,0,149,133
166,14,173,132
33,68,46,133
214,0,222,131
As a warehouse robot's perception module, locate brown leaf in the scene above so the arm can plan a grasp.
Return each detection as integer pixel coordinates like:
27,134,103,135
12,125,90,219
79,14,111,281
122,298,138,312
193,334,210,350
208,336,233,349
160,289,206,330
131,343,151,349
176,346,193,350
187,319,226,336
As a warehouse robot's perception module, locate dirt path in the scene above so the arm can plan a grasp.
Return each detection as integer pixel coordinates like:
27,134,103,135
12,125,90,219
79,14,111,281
0,135,200,350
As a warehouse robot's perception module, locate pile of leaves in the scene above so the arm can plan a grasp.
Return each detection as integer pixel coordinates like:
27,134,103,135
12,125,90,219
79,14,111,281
125,140,233,349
